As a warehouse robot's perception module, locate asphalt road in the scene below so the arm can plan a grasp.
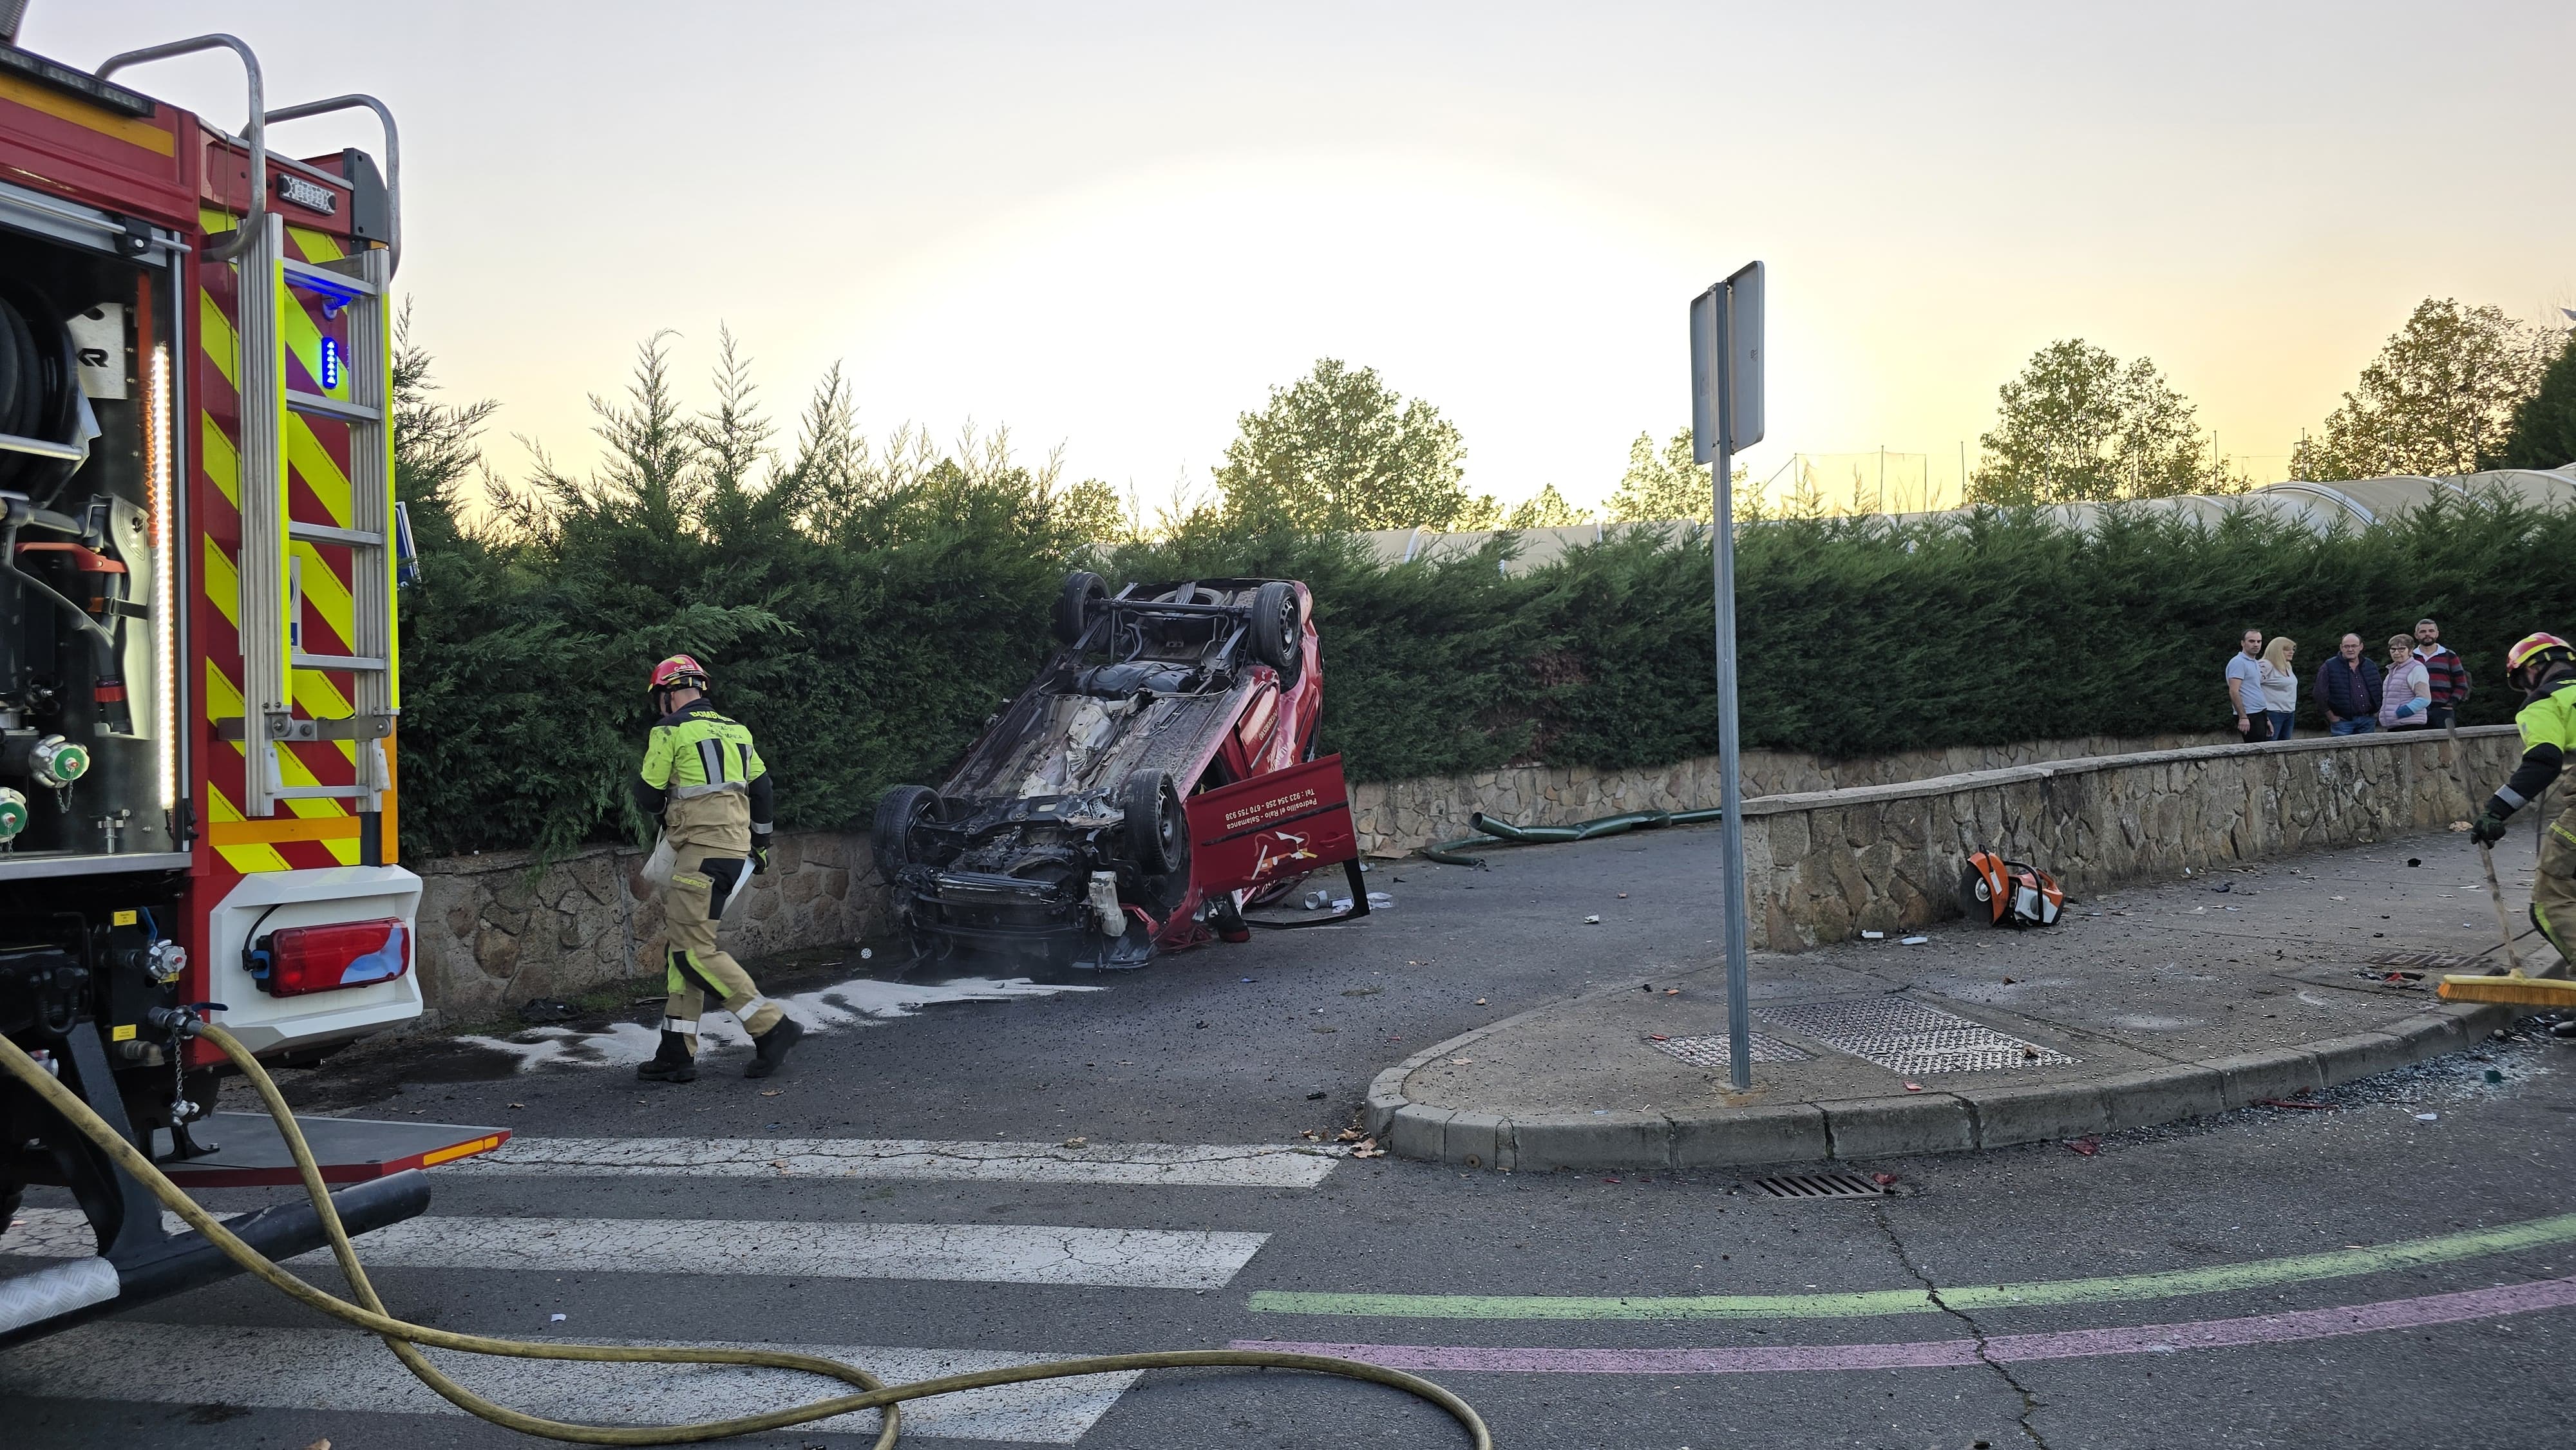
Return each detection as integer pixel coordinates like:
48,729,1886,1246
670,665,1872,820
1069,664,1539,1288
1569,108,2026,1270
8,827,2576,1449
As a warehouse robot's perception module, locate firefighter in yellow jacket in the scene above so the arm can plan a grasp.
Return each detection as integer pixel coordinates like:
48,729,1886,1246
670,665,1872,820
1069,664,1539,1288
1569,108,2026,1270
632,655,804,1082
2470,633,2576,961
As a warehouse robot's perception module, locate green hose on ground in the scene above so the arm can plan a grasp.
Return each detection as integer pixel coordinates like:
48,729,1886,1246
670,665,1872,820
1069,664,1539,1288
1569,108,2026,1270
1425,806,1727,867
0,1025,1492,1448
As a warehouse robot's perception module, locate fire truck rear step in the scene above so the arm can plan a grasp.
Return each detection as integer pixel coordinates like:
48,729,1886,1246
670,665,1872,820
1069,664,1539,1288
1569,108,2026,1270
147,1111,509,1188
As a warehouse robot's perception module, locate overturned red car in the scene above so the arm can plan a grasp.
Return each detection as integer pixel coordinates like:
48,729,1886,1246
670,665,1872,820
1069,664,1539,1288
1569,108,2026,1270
873,574,1368,967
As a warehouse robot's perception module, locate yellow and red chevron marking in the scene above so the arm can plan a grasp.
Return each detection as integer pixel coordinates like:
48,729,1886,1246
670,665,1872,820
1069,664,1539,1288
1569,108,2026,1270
190,210,393,876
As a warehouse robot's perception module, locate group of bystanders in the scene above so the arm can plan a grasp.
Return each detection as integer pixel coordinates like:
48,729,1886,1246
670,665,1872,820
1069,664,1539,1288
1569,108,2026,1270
2225,619,2470,742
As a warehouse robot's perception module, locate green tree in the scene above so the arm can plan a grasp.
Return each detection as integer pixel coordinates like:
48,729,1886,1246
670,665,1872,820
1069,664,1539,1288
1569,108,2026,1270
1969,340,2210,505
1604,426,1753,522
2291,299,2555,480
1213,359,1486,530
1502,483,1593,529
2493,326,2576,471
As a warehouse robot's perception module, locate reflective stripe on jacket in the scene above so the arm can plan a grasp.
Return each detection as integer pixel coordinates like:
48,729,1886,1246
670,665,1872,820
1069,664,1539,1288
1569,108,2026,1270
633,700,773,831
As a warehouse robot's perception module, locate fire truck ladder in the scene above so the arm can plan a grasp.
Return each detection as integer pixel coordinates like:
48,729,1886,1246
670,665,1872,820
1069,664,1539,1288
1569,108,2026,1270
231,101,403,834
234,212,397,824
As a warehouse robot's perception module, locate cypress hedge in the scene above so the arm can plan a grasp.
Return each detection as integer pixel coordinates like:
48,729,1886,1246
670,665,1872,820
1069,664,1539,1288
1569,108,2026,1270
396,466,2576,862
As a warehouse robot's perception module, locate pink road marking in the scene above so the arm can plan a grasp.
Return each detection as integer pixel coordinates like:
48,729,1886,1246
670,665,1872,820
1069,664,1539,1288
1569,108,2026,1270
1234,1273,2576,1374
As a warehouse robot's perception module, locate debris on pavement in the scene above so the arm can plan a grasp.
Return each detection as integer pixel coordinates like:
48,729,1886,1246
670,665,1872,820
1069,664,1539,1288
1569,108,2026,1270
1306,1089,1327,1099
518,999,578,1024
1861,930,1884,939
1584,915,1602,925
2066,1136,2103,1156
1351,1138,1387,1159
1062,1136,1088,1148
2414,1112,2439,1121
1900,936,1929,945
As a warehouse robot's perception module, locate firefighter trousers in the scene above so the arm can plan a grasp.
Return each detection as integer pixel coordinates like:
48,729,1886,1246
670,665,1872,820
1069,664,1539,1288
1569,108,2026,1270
661,846,783,1054
2532,802,2576,968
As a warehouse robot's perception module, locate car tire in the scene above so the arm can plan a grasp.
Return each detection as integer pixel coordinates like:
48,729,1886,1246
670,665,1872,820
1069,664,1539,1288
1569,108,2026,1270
1249,581,1300,679
1054,570,1109,645
873,785,942,871
1120,769,1187,876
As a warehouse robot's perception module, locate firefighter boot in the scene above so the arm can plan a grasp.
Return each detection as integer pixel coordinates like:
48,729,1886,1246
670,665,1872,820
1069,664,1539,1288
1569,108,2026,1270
745,1017,804,1078
636,1031,698,1083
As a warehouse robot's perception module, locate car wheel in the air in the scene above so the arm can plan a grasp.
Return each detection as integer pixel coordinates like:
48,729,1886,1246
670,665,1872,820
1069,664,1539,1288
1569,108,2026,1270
1249,580,1300,679
1119,769,1188,876
873,785,942,871
1054,570,1109,645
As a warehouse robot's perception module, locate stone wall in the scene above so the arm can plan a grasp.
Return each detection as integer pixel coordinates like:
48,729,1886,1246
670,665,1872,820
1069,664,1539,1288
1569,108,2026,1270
1349,730,2231,856
402,727,2511,1021
412,829,887,1028
1739,726,2521,950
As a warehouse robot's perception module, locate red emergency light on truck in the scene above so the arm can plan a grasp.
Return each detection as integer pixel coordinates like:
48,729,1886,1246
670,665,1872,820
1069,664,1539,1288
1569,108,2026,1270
0,23,500,1346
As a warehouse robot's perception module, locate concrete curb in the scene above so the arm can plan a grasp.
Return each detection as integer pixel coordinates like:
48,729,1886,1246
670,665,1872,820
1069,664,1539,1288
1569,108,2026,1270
1369,1001,2519,1172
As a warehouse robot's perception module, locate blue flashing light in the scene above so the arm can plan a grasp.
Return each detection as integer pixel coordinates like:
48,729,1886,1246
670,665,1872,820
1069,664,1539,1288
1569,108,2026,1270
320,336,342,391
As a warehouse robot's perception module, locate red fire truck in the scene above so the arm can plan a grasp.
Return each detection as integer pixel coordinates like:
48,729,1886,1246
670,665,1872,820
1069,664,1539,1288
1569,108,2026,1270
1,25,499,1343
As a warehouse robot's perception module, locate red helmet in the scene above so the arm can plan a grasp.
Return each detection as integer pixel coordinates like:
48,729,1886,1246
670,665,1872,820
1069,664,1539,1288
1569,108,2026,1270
647,654,710,693
2506,633,2571,676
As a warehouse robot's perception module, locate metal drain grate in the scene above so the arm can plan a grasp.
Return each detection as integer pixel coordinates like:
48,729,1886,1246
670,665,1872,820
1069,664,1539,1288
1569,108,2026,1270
1751,1171,1890,1200
1755,997,2074,1075
2365,950,2482,972
1651,1033,1810,1069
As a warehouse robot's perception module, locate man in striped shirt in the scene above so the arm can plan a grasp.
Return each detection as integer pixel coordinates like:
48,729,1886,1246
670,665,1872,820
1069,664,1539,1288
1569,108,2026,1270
2414,618,2472,730
629,654,803,1083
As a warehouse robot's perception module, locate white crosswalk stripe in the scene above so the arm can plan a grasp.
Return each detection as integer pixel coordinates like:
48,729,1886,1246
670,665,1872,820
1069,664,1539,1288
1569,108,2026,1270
0,1322,1137,1444
455,1135,1345,1187
6,1208,1265,1289
0,1133,1327,1442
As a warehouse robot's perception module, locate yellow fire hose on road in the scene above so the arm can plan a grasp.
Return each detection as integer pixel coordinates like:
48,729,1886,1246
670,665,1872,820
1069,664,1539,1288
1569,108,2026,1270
0,1022,1492,1447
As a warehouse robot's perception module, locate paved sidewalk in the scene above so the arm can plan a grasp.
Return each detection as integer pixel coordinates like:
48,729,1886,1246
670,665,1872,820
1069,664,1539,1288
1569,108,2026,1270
1368,824,2553,1171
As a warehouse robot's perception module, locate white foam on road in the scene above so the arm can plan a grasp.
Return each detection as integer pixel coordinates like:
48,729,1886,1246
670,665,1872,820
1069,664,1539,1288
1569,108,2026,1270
6,1209,1266,1290
460,973,1106,1070
457,1135,1346,1187
0,1321,1138,1443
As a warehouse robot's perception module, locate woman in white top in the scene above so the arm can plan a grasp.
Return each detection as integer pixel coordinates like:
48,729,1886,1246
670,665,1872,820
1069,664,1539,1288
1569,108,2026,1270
2259,636,2298,740
2379,633,2432,731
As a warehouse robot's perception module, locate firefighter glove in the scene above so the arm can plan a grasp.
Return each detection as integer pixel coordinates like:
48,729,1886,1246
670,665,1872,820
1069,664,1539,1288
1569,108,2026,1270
2471,811,2510,846
750,831,772,875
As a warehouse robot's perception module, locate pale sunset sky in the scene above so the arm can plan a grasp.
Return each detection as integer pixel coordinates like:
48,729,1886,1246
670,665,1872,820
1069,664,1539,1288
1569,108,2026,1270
28,2,2575,513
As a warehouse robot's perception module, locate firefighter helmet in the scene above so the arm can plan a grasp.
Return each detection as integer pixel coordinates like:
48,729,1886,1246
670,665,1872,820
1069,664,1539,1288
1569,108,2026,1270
647,654,710,694
2506,633,2572,677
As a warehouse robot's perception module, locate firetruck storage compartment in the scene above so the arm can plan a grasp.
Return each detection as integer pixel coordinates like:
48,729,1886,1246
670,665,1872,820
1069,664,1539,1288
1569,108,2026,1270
0,216,179,866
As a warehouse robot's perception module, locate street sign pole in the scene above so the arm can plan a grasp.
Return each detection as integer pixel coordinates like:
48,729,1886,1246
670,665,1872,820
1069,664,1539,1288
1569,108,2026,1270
1692,263,1763,1091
